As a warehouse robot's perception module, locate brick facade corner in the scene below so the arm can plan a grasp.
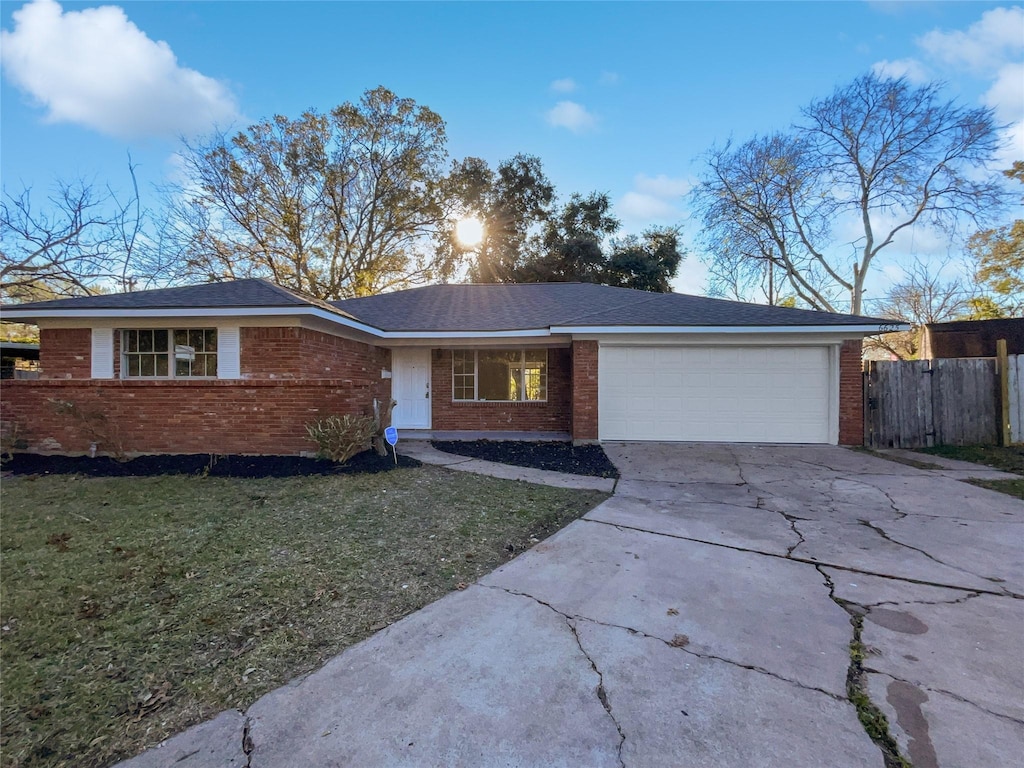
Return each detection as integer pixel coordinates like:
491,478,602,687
571,340,599,441
838,339,864,446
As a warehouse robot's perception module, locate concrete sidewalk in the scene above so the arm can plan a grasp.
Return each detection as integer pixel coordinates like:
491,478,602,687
118,444,1023,768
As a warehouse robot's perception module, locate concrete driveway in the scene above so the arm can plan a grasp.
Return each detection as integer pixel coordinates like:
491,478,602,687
124,444,1023,768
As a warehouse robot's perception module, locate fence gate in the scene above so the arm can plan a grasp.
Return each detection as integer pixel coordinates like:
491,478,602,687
864,358,1002,448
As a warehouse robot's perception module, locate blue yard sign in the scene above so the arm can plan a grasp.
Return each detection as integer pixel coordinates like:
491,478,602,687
384,426,399,465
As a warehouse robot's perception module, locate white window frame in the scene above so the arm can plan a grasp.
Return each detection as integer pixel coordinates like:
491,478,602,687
451,349,548,403
120,328,219,379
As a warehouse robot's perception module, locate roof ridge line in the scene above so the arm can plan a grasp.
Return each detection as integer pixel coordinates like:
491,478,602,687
557,290,668,326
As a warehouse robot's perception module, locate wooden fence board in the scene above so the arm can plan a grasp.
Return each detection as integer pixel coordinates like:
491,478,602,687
865,357,1006,448
1010,355,1024,445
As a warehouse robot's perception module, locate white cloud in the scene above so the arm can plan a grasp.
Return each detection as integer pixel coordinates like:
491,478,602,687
634,173,693,199
984,61,1024,165
618,173,692,226
619,191,678,221
871,58,930,85
599,71,620,86
1,0,238,139
545,100,597,133
917,6,1024,73
549,77,577,93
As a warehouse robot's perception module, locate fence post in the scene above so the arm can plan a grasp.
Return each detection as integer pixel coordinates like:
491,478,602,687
997,339,1011,446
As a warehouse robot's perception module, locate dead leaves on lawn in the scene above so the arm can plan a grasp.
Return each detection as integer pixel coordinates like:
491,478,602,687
46,531,71,551
126,681,173,722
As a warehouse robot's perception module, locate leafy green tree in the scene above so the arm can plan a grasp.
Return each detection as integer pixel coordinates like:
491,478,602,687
693,74,1006,315
605,228,684,292
969,161,1023,316
438,157,683,291
168,87,449,299
435,154,555,283
519,193,620,283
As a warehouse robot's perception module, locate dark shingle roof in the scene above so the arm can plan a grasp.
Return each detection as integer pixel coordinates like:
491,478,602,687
4,279,889,332
332,283,888,331
3,278,359,321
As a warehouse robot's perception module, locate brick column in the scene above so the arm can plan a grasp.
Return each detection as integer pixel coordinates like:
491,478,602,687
838,339,864,446
571,340,599,442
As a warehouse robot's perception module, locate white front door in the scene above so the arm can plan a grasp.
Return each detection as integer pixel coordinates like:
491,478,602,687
392,348,432,429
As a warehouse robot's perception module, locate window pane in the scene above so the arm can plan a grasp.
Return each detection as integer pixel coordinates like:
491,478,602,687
125,330,137,353
140,355,154,376
205,354,217,376
190,329,203,349
205,329,217,352
478,350,519,401
128,356,140,377
154,330,169,352
156,355,169,376
176,359,191,377
524,350,548,401
139,331,152,353
174,329,188,346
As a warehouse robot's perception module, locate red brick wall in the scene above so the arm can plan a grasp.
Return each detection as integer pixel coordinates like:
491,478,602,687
839,339,864,446
240,327,389,381
571,340,599,441
1,379,382,456
5,325,392,456
430,348,572,433
39,328,91,379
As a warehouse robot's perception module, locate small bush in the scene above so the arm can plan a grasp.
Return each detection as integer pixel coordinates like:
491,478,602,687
305,414,376,463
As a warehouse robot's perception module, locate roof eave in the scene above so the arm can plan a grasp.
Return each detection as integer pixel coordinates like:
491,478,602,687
0,305,387,337
550,323,911,335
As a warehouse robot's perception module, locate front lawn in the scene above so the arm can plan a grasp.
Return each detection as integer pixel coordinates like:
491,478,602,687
0,467,608,767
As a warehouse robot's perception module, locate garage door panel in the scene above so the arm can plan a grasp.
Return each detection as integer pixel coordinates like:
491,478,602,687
599,345,832,444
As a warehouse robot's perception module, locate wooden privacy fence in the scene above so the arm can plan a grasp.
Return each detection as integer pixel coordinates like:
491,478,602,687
864,354,1023,448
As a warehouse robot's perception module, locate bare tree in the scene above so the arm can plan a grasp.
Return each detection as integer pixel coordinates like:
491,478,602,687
863,260,973,359
693,74,1006,315
166,87,450,300
1,164,145,302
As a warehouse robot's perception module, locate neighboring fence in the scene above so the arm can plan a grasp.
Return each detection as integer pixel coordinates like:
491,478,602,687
864,354,1022,448
1010,354,1024,445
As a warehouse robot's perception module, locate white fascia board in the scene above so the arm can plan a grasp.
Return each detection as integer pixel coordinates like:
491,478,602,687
3,306,385,337
382,329,551,339
2,306,555,341
552,323,910,335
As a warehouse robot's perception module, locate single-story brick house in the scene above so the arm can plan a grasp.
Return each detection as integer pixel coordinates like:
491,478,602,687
0,279,901,455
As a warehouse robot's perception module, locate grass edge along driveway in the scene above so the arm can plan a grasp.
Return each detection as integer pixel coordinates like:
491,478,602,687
1,465,609,768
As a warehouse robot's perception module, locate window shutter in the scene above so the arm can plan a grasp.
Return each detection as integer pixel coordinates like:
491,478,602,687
217,326,240,379
91,328,114,378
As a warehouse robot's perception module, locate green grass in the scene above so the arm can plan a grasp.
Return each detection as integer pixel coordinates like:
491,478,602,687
966,477,1024,499
915,445,1024,474
0,467,608,768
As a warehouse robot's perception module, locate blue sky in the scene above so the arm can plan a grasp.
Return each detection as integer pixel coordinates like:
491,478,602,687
2,1,1022,303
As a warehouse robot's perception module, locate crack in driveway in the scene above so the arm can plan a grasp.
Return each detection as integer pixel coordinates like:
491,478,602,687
476,585,627,767
864,669,1024,727
480,583,846,702
581,516,1018,598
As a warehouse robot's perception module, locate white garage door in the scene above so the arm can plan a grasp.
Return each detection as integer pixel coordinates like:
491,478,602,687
599,345,833,443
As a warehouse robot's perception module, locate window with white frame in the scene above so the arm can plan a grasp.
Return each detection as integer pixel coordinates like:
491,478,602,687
452,349,548,402
121,329,218,378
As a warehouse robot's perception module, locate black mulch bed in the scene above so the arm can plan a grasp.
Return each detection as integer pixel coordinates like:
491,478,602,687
2,450,420,479
431,440,620,479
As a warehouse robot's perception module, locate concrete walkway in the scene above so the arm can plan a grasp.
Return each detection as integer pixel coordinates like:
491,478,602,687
118,444,1023,768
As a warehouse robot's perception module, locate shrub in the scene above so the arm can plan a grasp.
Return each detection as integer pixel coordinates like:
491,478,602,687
305,414,376,463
